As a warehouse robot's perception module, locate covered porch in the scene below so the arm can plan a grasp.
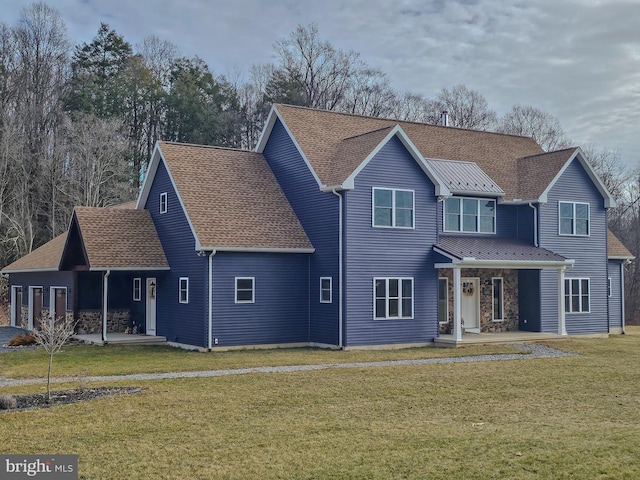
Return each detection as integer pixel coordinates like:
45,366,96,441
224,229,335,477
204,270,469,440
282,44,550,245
434,236,575,342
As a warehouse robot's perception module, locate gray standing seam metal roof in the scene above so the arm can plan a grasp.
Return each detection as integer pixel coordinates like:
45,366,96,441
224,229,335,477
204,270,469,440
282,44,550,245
436,236,567,262
426,158,504,195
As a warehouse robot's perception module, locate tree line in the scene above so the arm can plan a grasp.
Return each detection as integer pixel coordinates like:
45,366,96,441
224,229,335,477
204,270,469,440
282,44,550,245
2,3,640,320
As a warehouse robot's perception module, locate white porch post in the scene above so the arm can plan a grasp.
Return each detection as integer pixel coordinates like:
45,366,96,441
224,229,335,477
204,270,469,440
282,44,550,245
558,266,567,336
453,266,462,341
102,270,110,344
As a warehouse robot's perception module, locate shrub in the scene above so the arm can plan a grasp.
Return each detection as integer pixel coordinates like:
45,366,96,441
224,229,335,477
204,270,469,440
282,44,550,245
0,395,17,410
7,333,37,346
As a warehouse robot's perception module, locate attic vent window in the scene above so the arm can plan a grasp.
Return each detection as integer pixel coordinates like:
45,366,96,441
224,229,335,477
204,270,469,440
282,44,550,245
160,192,168,214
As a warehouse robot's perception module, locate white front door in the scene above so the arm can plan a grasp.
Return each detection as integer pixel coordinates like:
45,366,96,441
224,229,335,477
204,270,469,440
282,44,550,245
461,277,480,333
146,278,157,335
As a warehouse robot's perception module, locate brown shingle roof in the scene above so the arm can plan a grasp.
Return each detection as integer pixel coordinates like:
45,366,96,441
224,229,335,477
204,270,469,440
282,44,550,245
608,230,634,259
1,233,67,273
516,148,578,200
158,142,313,251
273,104,544,199
73,207,168,269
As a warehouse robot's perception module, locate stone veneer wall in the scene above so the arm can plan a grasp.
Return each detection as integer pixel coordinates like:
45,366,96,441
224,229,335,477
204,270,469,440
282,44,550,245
438,269,519,334
76,310,131,334
18,307,73,330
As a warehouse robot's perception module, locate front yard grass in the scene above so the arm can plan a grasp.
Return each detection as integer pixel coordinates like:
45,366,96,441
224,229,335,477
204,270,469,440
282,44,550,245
2,335,640,479
0,342,522,380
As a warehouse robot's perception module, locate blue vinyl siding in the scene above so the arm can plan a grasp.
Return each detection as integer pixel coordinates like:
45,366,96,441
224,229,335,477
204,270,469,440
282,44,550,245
212,252,309,347
538,159,608,334
608,260,623,329
516,204,535,243
10,271,73,312
344,135,438,346
145,159,207,347
262,119,338,345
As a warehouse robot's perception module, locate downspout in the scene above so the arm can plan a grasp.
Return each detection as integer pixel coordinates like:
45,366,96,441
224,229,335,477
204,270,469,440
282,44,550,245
102,269,111,344
621,261,627,334
528,203,538,247
208,250,216,351
332,189,344,349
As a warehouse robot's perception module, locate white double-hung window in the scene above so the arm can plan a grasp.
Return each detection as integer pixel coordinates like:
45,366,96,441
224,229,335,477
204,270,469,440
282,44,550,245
372,188,414,228
559,201,589,236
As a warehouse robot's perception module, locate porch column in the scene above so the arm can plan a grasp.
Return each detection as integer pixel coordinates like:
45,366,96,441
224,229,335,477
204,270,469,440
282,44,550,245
102,270,110,344
453,266,462,341
557,266,567,335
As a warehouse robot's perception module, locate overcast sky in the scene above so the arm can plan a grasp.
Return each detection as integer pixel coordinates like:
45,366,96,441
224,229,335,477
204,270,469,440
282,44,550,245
3,0,640,165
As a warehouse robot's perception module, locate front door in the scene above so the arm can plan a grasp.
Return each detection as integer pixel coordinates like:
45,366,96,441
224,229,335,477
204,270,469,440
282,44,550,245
461,278,480,333
146,278,157,335
30,287,43,330
11,287,22,327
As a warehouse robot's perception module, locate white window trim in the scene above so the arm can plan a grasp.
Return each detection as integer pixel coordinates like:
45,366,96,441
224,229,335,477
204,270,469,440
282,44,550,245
558,201,590,237
179,277,189,304
492,277,504,322
160,192,168,214
49,286,68,321
320,277,332,303
443,196,496,234
373,277,414,320
133,278,142,301
438,277,448,324
235,277,255,304
564,277,591,313
28,286,43,330
372,187,415,229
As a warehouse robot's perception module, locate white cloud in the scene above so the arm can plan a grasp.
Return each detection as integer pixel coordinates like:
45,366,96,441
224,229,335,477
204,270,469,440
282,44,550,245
2,0,639,164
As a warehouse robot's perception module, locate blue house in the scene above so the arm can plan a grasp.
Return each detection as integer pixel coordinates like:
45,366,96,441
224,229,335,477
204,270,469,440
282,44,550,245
2,104,634,349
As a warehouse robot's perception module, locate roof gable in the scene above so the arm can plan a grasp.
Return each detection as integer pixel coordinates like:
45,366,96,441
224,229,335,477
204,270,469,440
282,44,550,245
145,142,313,252
64,207,169,271
263,104,543,198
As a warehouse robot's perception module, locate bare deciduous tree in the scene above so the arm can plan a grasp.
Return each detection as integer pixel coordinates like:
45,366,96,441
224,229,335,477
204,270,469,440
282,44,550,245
430,84,497,130
33,314,77,402
497,104,570,151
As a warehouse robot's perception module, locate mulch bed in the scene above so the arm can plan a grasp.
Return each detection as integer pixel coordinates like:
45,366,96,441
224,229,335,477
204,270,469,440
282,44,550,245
1,387,142,412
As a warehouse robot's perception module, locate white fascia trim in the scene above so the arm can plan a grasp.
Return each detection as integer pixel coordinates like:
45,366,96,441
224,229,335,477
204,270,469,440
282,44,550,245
500,199,541,205
341,125,450,196
199,246,316,254
1,268,59,274
255,105,325,189
435,259,575,269
449,189,503,198
137,143,204,251
89,266,171,271
609,256,635,261
539,148,616,208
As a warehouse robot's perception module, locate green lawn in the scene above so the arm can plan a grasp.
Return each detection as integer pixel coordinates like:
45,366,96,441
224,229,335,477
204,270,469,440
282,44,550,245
2,335,640,479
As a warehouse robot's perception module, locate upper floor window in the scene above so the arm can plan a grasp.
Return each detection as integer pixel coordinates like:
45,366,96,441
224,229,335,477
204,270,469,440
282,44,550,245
564,278,590,313
179,277,189,304
160,192,168,214
372,188,414,228
444,197,495,234
559,201,589,236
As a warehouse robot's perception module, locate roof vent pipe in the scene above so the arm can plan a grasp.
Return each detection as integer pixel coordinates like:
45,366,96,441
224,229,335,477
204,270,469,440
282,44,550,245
441,111,449,127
